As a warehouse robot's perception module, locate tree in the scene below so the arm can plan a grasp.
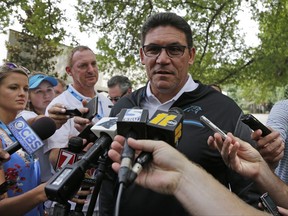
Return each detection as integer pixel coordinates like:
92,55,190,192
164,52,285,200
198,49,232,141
75,0,251,82
227,0,288,106
2,0,68,78
1,0,287,106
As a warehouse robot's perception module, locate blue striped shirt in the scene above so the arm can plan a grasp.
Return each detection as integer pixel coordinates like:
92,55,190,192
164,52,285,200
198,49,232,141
266,99,288,183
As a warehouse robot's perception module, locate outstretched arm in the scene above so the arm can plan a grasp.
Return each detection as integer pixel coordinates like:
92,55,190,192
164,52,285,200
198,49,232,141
109,136,267,216
208,132,288,208
0,183,47,216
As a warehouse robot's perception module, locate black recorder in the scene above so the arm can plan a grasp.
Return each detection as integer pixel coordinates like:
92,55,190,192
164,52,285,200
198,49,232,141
259,192,281,216
64,108,82,117
240,114,271,136
82,96,98,120
63,96,98,120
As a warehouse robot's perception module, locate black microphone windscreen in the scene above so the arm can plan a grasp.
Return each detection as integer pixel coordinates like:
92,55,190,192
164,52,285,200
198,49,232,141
31,117,56,140
68,137,84,153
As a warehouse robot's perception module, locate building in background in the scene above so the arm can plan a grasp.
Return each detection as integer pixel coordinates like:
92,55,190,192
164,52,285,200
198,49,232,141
6,29,108,92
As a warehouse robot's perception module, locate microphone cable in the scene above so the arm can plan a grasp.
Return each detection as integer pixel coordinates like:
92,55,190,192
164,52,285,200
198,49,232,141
114,182,124,216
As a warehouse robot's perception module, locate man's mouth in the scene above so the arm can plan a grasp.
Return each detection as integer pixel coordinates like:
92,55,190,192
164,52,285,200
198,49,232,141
86,76,96,79
154,70,173,75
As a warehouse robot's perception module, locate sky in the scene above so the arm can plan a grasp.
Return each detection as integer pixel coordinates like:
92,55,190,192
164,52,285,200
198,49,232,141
0,2,260,64
0,0,98,63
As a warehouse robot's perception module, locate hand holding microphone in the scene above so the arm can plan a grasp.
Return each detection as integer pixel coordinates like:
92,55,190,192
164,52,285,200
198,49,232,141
116,108,149,186
45,116,118,204
127,107,184,185
0,143,11,195
109,137,187,196
0,116,56,195
0,145,10,165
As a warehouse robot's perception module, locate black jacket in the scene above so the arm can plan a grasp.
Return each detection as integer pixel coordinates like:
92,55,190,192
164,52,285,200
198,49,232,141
100,82,260,216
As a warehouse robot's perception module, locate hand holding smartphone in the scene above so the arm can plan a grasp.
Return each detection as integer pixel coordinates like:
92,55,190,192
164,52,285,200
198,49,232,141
82,97,98,120
240,114,271,136
63,97,98,120
64,108,82,117
200,115,227,140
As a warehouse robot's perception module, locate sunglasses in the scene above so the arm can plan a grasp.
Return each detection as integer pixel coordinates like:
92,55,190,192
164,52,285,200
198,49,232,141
108,96,121,102
107,89,129,102
3,62,31,75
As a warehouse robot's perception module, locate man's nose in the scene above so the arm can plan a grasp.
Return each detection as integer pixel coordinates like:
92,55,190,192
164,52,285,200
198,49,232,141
156,48,171,63
87,64,95,72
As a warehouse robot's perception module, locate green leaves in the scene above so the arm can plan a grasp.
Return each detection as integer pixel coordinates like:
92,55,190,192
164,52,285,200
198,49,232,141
3,0,66,76
1,0,288,105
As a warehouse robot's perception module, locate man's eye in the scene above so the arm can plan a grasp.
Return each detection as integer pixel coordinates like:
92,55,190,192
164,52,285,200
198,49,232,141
147,46,161,53
168,46,181,52
79,64,88,69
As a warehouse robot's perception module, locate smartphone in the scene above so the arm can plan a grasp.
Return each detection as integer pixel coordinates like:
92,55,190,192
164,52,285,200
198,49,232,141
64,108,82,117
240,114,271,136
82,97,98,120
259,192,281,216
200,115,227,140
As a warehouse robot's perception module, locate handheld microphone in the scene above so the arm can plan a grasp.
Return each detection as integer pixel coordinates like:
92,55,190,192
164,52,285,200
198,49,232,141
55,122,99,170
128,107,184,184
63,137,90,214
55,136,84,171
45,117,117,204
117,108,149,186
4,116,56,155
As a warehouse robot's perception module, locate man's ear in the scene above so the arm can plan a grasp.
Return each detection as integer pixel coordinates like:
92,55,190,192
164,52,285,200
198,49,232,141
127,88,132,94
65,66,72,76
140,48,145,65
188,47,196,65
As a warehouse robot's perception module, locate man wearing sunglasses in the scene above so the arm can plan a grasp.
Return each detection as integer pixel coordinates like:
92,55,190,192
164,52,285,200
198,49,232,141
107,75,132,105
99,12,284,216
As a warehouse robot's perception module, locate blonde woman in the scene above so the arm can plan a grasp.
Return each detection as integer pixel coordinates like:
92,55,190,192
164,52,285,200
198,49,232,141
0,63,47,216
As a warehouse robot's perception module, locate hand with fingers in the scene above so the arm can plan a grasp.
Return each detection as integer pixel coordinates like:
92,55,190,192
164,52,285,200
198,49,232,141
207,132,267,179
74,99,93,132
251,129,284,169
47,103,70,129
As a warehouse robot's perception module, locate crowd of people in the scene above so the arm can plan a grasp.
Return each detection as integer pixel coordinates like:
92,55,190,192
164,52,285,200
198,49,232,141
0,11,287,216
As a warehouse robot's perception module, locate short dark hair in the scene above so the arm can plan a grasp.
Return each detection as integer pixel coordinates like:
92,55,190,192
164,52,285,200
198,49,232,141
141,12,193,48
67,45,94,67
107,75,132,94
